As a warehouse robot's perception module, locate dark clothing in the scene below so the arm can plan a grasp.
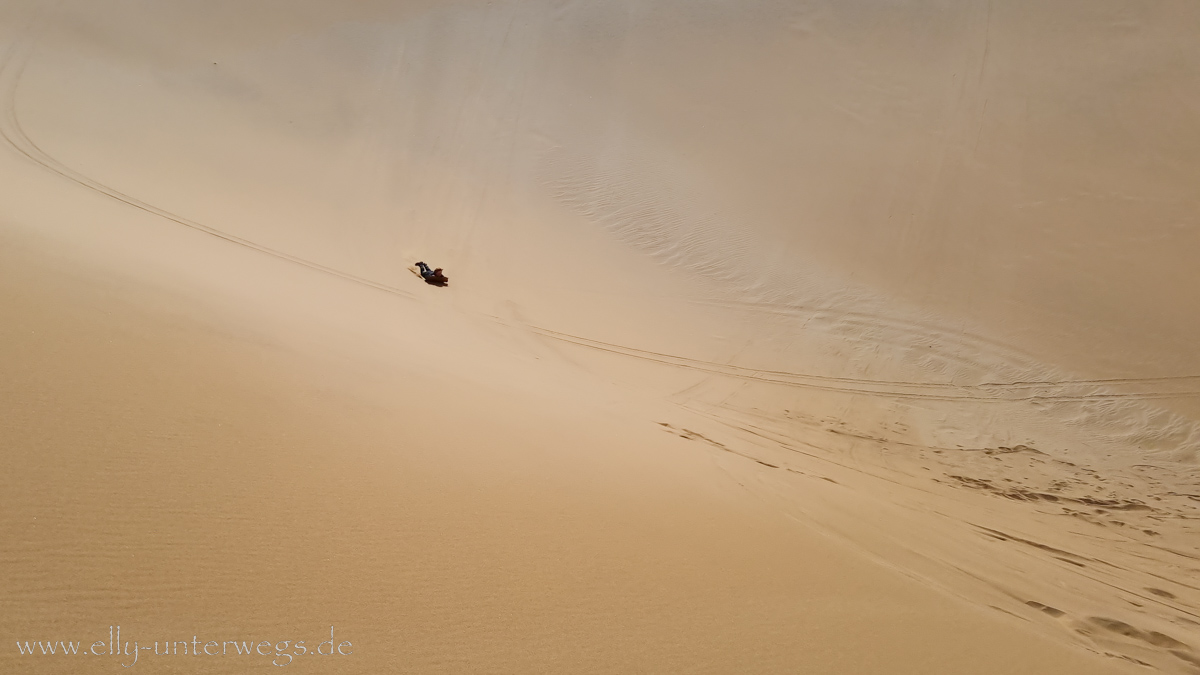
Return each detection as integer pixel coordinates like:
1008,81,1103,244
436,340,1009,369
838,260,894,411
415,261,448,285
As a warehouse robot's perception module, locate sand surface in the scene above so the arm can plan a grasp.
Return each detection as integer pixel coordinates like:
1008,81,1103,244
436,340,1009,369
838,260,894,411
2,1,1198,673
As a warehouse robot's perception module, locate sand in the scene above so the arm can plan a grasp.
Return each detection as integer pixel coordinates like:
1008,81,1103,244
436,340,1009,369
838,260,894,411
2,0,1198,673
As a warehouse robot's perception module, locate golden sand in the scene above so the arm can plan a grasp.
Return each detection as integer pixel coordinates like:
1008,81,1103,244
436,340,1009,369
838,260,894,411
2,1,1197,672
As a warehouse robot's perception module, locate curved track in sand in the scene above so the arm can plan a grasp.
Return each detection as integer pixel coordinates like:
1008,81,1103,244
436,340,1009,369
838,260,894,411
0,7,417,302
524,324,1200,403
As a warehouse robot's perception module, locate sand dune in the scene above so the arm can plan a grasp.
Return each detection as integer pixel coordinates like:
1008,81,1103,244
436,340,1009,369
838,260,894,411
2,0,1198,673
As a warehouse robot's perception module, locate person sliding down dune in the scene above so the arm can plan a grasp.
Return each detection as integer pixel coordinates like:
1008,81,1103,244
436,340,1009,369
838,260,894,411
415,261,449,286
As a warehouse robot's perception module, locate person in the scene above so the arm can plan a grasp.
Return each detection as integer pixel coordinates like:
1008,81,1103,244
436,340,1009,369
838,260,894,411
415,261,448,285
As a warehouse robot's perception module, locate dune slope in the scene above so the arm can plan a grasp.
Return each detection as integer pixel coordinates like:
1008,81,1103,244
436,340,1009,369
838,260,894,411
2,0,1198,672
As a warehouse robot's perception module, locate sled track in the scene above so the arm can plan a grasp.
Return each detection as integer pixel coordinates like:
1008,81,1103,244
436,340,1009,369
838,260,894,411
688,296,1051,375
522,325,1200,403
689,298,1200,390
0,10,416,302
